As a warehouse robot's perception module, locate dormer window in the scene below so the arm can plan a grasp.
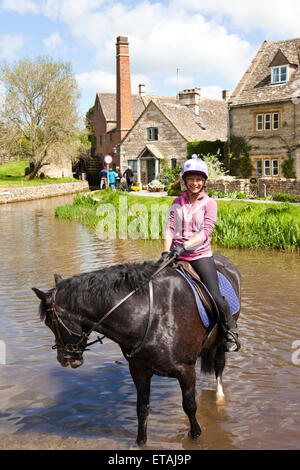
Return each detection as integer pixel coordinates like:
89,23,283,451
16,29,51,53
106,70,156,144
271,65,288,84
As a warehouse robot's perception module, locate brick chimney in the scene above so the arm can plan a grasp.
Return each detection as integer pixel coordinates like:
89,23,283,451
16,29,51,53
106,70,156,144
116,36,134,143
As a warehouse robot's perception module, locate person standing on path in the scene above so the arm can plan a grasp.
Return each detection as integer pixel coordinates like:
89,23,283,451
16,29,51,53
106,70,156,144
123,166,134,192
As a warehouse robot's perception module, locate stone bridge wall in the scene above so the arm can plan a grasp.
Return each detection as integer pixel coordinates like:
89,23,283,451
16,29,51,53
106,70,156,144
0,181,89,204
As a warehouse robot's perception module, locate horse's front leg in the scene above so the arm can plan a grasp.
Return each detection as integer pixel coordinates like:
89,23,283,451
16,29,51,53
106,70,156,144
129,362,153,446
178,364,201,439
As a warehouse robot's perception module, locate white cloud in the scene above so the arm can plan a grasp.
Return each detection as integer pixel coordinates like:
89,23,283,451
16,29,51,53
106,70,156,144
2,0,39,14
40,0,255,87
171,0,300,37
0,34,24,60
43,32,64,52
75,69,115,92
201,86,225,100
76,69,150,95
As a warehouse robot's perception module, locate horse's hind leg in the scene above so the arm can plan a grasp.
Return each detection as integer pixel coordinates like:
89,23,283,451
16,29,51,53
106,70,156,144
215,345,226,403
178,365,201,439
129,362,153,446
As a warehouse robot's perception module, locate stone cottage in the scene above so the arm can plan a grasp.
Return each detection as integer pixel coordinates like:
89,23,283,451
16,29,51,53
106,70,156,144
229,37,300,178
119,89,227,185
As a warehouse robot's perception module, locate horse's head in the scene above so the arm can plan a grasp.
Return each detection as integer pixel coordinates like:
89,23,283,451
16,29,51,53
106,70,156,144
32,274,85,369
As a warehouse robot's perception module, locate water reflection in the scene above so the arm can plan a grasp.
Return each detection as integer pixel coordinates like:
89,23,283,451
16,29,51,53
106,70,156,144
0,195,299,450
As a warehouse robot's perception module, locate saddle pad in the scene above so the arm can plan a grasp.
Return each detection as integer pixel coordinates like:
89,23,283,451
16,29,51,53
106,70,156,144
176,269,240,328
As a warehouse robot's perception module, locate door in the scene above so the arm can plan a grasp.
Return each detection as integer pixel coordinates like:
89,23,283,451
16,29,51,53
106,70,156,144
147,159,156,183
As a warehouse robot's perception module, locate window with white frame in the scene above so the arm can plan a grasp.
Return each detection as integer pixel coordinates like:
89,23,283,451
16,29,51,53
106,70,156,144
273,112,279,129
272,159,279,176
264,160,271,176
271,65,288,84
256,114,263,131
254,158,279,176
256,112,280,131
256,160,262,176
265,113,271,130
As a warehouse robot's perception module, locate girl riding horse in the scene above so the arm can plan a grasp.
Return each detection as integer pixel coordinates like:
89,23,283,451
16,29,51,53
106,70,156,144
160,155,240,352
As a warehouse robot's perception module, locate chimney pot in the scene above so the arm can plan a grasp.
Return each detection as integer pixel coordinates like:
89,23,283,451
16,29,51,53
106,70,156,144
139,84,146,96
222,89,229,101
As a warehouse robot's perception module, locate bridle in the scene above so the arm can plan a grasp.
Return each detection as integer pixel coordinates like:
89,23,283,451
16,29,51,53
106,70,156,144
46,255,176,360
47,306,91,358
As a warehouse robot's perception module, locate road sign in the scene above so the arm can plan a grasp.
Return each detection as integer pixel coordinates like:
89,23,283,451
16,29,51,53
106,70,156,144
104,155,112,165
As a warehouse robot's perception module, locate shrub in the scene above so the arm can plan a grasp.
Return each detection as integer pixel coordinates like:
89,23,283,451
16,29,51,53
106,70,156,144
282,158,296,178
167,180,181,196
271,192,299,203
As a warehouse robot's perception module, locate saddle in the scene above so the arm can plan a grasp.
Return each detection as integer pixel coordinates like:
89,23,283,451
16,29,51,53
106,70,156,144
175,261,220,323
174,259,240,349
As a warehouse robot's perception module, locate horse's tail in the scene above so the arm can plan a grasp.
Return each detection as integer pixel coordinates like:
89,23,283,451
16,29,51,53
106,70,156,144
199,327,225,375
200,346,218,375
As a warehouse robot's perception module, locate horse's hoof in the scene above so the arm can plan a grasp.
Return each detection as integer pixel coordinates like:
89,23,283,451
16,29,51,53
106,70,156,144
191,428,202,439
216,392,225,405
136,437,147,447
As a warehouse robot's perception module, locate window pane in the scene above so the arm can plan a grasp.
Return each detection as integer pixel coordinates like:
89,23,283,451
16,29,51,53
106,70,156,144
265,114,271,130
272,67,279,83
272,160,279,176
273,113,279,129
280,66,287,82
256,160,262,176
264,160,270,176
147,127,158,141
257,114,263,130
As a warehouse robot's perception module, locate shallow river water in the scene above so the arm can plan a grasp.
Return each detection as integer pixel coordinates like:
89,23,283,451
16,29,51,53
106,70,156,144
0,194,299,450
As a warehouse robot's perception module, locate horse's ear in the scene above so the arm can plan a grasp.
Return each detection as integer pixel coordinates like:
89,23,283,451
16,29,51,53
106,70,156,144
54,274,63,286
32,288,49,301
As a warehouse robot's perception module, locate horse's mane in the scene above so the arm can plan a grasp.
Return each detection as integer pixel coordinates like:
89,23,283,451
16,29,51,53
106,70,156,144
55,260,161,315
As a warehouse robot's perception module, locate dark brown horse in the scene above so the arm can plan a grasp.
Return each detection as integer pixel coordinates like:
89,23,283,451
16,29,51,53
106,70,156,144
33,253,241,445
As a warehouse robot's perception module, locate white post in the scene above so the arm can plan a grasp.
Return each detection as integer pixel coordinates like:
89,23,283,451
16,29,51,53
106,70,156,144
137,159,141,185
155,158,159,178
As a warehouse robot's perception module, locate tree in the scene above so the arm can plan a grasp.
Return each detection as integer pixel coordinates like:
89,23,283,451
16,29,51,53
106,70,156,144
0,56,80,178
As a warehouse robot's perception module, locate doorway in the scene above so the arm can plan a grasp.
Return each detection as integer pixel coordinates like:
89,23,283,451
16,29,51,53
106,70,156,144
147,159,156,183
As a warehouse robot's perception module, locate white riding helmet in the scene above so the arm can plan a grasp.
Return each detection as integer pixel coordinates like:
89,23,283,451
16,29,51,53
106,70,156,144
182,155,208,180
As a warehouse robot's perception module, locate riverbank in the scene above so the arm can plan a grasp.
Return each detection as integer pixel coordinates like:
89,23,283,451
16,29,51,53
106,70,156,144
54,190,300,250
0,181,89,204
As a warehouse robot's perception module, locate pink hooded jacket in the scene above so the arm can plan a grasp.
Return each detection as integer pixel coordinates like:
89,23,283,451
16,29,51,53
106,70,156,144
164,190,217,260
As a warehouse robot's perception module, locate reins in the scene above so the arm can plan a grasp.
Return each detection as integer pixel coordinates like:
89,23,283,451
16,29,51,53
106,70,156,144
49,255,176,357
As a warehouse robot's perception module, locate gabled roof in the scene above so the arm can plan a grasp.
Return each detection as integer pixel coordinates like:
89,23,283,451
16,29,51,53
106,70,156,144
95,93,146,122
229,37,300,106
95,92,177,123
153,98,227,142
121,97,227,145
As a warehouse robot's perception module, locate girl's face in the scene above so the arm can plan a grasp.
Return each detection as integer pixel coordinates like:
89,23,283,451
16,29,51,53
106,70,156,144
185,174,206,195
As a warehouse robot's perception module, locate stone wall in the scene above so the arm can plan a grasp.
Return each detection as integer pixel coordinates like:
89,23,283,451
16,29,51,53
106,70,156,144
206,177,300,198
0,181,89,204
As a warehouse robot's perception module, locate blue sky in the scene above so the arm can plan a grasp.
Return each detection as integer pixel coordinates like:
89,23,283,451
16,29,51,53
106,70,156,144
1,0,299,123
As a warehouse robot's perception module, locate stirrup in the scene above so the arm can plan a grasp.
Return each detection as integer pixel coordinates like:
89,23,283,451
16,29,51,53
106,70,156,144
223,329,241,352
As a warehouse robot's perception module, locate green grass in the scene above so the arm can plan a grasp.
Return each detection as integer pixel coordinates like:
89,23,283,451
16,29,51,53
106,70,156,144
215,201,300,250
0,159,78,187
55,190,300,251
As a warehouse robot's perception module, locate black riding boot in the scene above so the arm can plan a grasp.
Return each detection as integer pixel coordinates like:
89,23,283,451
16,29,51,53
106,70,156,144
219,297,241,352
